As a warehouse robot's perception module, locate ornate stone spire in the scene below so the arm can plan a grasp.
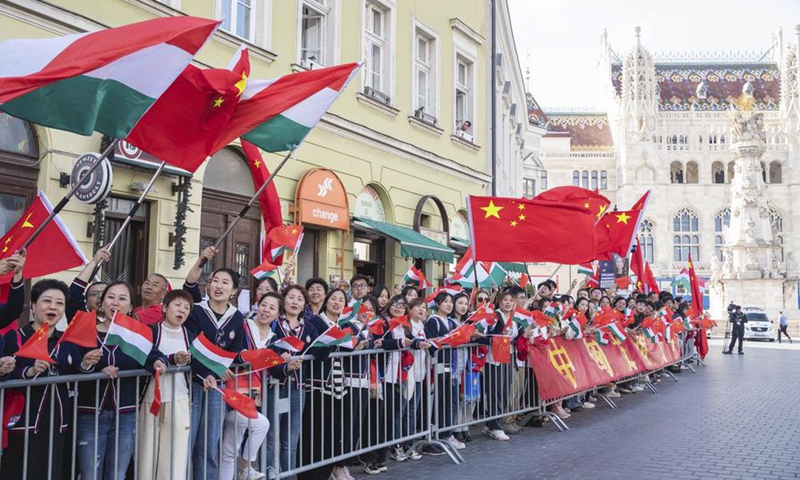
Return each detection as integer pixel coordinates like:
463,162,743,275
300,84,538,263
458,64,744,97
780,25,800,135
620,26,658,141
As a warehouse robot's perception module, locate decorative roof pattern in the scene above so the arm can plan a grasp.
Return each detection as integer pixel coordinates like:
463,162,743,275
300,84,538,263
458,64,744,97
526,93,548,127
611,63,781,111
544,113,614,149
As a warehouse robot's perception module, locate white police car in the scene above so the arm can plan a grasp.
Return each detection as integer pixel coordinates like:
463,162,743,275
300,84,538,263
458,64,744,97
742,307,776,342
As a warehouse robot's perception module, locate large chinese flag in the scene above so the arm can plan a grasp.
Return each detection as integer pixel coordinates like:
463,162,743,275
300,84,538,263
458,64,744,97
535,186,612,223
594,209,642,261
468,195,597,264
0,192,87,284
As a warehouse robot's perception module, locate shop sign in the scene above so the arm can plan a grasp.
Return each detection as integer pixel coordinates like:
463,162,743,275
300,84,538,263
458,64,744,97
294,168,349,230
354,186,386,222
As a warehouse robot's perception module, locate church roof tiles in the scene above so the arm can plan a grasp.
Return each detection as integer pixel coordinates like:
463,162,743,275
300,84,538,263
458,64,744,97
543,113,614,150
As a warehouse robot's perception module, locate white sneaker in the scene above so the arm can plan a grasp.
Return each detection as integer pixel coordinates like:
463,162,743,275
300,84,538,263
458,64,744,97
582,401,595,409
632,385,645,392
488,429,510,441
588,395,598,402
241,466,266,480
447,435,466,450
606,390,621,398
390,444,407,462
406,449,422,461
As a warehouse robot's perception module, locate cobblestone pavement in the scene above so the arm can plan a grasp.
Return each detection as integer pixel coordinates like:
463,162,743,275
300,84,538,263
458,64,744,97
352,340,800,480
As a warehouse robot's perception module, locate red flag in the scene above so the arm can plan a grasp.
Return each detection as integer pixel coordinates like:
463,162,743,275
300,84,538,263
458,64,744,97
491,336,512,364
439,324,476,347
15,323,55,364
614,276,632,289
387,316,410,331
534,186,612,223
631,190,651,212
58,310,98,348
687,253,704,317
220,388,258,419
531,310,553,328
266,225,304,261
468,195,597,263
241,348,285,371
242,140,285,265
594,209,642,261
519,273,530,289
149,369,162,416
0,192,87,284
630,237,647,292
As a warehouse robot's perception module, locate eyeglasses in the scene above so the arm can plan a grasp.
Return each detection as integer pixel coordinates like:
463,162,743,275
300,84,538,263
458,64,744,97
352,284,368,290
86,291,103,298
477,297,489,303
390,301,407,307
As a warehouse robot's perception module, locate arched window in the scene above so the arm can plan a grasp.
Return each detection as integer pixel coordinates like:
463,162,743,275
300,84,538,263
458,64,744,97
581,170,589,189
685,161,699,183
540,170,548,190
712,161,725,184
639,219,654,263
760,161,767,183
600,170,608,190
769,162,782,184
673,208,699,261
590,171,598,190
714,208,731,261
670,161,684,184
573,170,580,186
769,208,784,261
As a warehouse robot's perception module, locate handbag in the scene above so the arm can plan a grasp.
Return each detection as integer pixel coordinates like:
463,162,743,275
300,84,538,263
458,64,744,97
464,370,481,403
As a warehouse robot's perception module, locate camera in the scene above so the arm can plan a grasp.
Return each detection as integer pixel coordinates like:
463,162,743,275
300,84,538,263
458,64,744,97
727,303,738,313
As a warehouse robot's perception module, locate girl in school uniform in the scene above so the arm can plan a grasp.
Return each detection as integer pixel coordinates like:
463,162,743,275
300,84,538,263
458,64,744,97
406,297,431,458
1,279,97,480
183,247,248,480
137,289,195,480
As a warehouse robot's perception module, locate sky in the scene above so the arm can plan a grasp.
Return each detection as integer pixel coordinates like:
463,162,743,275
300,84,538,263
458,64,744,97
508,0,800,109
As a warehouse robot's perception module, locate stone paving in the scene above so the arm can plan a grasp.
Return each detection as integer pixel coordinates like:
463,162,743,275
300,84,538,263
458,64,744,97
352,339,800,480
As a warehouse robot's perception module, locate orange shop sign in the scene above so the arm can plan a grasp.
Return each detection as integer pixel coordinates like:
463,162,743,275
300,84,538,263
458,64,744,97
294,168,350,230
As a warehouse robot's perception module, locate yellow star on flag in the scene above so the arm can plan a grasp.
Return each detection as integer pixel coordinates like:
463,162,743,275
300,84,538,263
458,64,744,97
517,204,526,211
253,158,261,169
481,200,503,219
596,203,607,219
213,97,224,108
518,214,526,221
234,72,248,97
21,213,34,229
615,212,631,224
510,221,518,227
584,202,590,209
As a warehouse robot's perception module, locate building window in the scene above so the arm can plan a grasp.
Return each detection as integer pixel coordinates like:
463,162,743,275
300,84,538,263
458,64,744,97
581,170,589,189
590,171,598,190
221,0,255,41
523,178,536,199
673,208,699,261
300,0,333,67
769,162,783,184
685,161,699,183
540,171,548,190
769,208,784,261
670,161,684,184
573,170,579,186
714,208,730,261
712,161,725,184
413,25,437,118
639,219,654,264
364,1,391,96
454,55,474,135
600,170,608,190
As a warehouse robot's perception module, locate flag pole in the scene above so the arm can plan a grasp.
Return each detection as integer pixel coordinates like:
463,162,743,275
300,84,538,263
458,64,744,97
199,147,296,269
21,139,120,250
89,161,167,280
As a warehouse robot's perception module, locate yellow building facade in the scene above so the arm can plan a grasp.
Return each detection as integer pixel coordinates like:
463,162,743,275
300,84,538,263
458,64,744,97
0,0,491,301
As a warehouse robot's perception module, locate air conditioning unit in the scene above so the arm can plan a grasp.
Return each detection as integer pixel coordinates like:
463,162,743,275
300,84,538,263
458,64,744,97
363,86,392,105
414,107,438,126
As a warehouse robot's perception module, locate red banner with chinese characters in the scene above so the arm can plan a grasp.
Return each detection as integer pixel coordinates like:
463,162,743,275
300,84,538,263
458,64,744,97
529,334,683,401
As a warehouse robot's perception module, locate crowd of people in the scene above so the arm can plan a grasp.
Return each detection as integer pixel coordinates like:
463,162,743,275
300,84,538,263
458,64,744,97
0,247,700,480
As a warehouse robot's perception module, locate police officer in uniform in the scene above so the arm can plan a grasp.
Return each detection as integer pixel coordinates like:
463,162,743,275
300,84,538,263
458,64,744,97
724,305,747,354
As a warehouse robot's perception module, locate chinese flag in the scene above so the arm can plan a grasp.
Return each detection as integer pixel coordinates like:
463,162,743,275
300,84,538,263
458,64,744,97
267,224,304,261
439,324,476,347
0,192,87,284
519,273,530,289
388,315,410,331
630,237,647,292
532,310,552,328
125,48,251,173
688,253,704,317
149,369,162,416
242,139,284,265
58,310,98,348
594,209,641,261
15,323,55,364
491,336,512,364
241,348,285,372
535,186,612,222
220,388,259,419
468,195,597,264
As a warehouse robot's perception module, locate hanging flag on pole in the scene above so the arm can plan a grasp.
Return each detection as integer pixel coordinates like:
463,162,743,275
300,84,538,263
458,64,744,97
241,140,284,265
149,369,162,416
250,258,279,280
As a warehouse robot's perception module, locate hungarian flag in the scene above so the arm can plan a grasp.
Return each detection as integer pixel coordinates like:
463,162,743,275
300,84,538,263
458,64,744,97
0,191,88,284
0,17,219,138
58,309,98,348
190,333,238,377
491,336,512,364
449,247,492,286
467,305,497,333
577,263,594,276
250,258,279,280
242,140,284,265
106,312,154,366
543,302,560,318
338,300,365,325
468,195,597,264
438,323,476,347
593,331,609,346
15,323,54,364
149,369,162,416
267,224,304,262
511,307,533,330
402,265,432,289
272,336,304,353
606,322,627,341
220,388,258,419
594,209,641,261
241,348,285,372
534,186,612,223
568,312,588,339
311,326,354,348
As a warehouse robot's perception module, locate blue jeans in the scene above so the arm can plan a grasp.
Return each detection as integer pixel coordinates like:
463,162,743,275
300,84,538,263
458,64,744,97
76,411,137,480
190,382,223,480
265,383,304,477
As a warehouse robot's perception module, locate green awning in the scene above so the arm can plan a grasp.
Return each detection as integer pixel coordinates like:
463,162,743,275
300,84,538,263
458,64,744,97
449,237,527,273
450,237,471,249
352,217,455,263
